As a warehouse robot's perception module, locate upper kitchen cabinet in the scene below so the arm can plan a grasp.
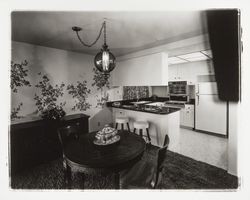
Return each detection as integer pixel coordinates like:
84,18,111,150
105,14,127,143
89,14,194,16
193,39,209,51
195,60,214,75
111,52,168,86
168,64,193,84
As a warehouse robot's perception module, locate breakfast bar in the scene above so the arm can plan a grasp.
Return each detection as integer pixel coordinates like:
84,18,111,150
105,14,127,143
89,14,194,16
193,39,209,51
108,100,181,153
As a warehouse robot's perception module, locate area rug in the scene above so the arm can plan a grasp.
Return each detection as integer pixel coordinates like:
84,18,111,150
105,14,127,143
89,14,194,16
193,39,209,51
11,145,238,190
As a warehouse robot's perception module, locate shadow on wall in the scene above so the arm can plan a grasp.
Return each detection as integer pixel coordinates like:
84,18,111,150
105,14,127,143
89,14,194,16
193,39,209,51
89,107,113,132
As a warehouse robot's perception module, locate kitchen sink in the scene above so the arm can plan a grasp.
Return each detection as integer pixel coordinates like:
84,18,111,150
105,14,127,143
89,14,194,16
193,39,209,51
122,105,135,108
130,101,152,105
145,102,166,107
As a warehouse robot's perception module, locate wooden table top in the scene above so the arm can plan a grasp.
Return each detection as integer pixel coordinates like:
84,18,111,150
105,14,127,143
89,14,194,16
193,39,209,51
64,130,146,170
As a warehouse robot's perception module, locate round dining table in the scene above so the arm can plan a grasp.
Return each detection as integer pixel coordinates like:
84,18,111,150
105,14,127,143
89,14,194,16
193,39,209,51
64,130,146,189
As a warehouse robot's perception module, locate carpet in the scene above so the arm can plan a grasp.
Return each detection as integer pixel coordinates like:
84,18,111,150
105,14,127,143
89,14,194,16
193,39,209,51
11,145,238,190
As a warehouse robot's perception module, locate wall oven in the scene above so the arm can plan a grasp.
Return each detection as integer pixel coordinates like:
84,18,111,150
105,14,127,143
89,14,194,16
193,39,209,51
168,81,188,95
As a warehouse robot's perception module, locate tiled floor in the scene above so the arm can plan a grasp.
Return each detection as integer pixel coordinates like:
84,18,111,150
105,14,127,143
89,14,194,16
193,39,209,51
179,128,228,170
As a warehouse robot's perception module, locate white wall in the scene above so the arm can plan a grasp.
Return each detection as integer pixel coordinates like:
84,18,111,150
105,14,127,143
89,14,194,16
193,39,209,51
11,41,113,131
228,102,239,176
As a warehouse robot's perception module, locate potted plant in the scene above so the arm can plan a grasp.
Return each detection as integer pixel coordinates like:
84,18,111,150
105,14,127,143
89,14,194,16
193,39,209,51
92,68,110,108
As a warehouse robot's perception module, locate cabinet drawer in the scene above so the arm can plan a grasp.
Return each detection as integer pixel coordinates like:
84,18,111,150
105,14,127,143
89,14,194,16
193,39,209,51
61,114,90,134
180,105,194,128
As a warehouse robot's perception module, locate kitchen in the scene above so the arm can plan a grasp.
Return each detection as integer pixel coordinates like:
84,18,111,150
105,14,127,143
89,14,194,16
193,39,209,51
107,51,229,169
9,10,240,190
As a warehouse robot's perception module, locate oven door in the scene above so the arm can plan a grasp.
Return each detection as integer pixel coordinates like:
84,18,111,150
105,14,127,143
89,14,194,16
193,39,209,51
168,81,188,95
169,95,189,102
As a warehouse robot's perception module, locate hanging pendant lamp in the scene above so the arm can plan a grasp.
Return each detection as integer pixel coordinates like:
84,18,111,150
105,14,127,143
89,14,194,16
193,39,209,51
72,21,116,76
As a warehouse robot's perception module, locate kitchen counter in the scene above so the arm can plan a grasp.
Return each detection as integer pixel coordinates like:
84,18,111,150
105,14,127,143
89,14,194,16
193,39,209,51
111,104,180,150
107,99,180,115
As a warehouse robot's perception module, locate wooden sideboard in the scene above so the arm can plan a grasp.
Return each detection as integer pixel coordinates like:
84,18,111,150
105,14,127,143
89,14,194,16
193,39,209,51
10,113,90,175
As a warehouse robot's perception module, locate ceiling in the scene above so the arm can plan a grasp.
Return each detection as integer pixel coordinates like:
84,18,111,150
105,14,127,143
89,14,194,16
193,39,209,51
11,11,208,57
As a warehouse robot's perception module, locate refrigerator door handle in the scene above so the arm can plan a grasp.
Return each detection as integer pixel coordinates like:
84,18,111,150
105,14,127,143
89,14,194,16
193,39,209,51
196,84,200,106
196,93,200,106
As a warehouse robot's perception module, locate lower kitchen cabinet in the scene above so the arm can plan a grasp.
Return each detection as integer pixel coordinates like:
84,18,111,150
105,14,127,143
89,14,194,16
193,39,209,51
180,105,194,128
10,113,89,175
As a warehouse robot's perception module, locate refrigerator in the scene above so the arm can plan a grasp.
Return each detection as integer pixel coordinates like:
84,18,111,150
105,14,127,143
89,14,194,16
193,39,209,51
195,82,228,136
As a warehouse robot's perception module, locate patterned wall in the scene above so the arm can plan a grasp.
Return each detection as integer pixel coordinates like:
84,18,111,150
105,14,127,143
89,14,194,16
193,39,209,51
123,86,149,100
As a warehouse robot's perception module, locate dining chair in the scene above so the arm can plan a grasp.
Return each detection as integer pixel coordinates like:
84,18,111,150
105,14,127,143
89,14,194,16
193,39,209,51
57,125,82,184
120,134,170,189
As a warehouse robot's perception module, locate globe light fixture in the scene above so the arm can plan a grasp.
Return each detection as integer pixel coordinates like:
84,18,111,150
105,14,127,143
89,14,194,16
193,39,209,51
72,21,116,76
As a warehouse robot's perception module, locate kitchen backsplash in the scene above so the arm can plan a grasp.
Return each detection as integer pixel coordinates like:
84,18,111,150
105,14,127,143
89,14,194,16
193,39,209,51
123,86,150,100
151,86,168,97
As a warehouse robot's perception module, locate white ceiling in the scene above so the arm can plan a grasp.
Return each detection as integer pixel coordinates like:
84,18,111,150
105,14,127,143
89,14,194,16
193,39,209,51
11,11,208,56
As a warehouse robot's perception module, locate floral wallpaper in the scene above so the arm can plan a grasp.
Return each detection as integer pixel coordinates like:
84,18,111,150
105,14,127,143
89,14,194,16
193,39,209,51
10,60,31,120
11,42,114,131
123,86,150,100
67,80,91,111
11,59,109,120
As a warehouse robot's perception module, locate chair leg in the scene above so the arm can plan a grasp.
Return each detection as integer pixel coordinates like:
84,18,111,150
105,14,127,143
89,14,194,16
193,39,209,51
133,128,136,133
81,173,85,189
127,123,130,132
139,129,143,137
146,128,151,144
115,123,118,129
121,123,124,130
65,164,72,189
114,172,120,189
63,167,67,188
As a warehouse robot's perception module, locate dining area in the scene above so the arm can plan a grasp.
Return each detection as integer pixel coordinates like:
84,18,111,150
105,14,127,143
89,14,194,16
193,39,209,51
57,123,170,189
10,110,238,190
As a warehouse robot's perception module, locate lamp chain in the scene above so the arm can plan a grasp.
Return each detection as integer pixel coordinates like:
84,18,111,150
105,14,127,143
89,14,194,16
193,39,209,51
104,21,107,45
75,21,105,48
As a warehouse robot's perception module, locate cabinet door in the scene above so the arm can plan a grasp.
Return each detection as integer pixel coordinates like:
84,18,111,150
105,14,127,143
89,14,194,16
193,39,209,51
169,64,194,83
178,65,190,81
112,52,168,86
168,65,177,81
185,105,194,127
180,105,194,128
10,125,47,175
180,108,185,126
196,60,215,75
207,61,215,74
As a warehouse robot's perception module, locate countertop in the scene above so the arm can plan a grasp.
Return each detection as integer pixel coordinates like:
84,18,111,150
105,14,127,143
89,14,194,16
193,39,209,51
107,98,181,115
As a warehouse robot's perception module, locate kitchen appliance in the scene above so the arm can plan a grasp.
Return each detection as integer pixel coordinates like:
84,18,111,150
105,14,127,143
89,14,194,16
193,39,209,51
165,95,189,108
168,81,188,95
195,82,228,136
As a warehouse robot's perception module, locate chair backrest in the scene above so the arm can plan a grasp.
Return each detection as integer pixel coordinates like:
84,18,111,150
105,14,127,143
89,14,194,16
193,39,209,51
57,125,81,154
151,134,170,188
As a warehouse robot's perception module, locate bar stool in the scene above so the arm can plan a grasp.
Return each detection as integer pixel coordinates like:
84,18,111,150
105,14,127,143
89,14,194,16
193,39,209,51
133,121,151,144
115,117,130,132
